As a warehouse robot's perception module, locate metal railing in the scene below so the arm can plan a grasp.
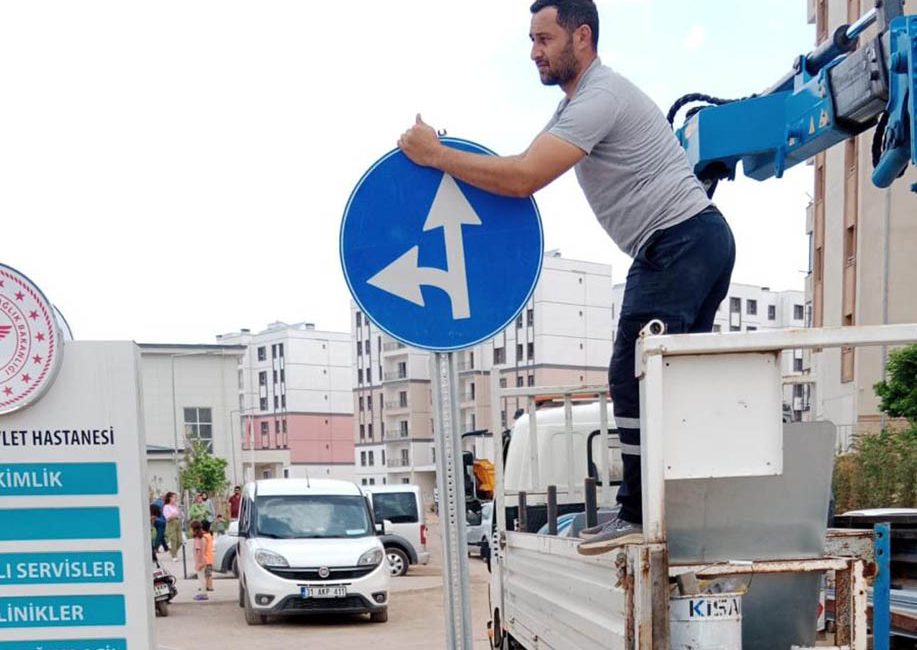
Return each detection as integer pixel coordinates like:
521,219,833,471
383,371,408,381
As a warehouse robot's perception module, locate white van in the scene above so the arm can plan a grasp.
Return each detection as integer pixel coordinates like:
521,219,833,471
236,478,390,625
364,484,430,576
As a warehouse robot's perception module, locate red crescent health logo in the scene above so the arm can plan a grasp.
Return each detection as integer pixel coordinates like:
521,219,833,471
0,264,62,415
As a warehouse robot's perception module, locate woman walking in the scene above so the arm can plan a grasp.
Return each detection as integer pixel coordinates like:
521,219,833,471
162,492,184,562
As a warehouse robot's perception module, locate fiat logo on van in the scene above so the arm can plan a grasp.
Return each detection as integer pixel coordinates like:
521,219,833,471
318,567,330,579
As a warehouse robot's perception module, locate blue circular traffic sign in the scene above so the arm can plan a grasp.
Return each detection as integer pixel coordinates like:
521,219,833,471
340,138,543,351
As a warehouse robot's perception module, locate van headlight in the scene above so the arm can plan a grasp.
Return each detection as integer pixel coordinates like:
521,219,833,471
255,549,289,568
358,548,384,567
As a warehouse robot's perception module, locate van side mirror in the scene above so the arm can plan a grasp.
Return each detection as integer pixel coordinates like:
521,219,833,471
375,521,386,535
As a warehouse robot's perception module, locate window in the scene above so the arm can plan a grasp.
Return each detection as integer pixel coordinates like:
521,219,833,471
278,343,284,358
399,391,408,407
747,326,757,332
747,299,757,316
356,312,362,327
527,308,534,326
401,478,410,485
399,420,409,437
768,305,776,320
493,347,506,364
470,382,476,399
258,371,267,386
369,478,376,485
729,297,741,313
371,492,418,524
794,357,803,372
368,451,374,466
260,421,269,447
359,424,365,440
381,450,385,465
713,324,722,333
183,408,213,452
280,395,286,409
367,395,373,411
527,374,535,386
275,420,280,433
273,395,279,409
499,378,507,388
357,341,363,355
527,342,534,359
400,449,409,465
272,344,277,359
397,361,407,378
516,376,524,387
362,478,367,486
359,396,364,411
367,423,373,439
516,314,523,329
358,369,363,384
516,343,523,360
730,325,740,332
259,397,268,411
272,370,278,383
793,304,804,320
280,369,285,383
257,346,266,361
360,451,366,466
282,420,287,433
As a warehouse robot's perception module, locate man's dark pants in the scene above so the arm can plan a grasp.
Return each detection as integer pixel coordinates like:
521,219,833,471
611,207,735,525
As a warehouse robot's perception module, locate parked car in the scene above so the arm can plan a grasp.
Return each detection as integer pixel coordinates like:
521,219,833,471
236,478,390,625
364,484,430,577
466,501,493,558
213,520,240,576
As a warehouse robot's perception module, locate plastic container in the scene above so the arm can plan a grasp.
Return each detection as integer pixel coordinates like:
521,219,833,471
670,592,743,649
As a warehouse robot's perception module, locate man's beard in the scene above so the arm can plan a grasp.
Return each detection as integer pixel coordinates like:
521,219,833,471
539,40,580,86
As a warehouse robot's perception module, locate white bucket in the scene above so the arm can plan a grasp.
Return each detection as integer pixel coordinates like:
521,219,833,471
670,592,743,650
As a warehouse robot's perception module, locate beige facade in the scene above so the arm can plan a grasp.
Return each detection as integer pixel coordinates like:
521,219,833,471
807,0,917,445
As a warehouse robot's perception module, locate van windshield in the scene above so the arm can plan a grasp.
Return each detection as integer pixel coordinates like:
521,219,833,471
254,495,372,539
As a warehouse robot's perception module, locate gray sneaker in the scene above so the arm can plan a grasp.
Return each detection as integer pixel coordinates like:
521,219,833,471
576,517,643,555
578,522,608,540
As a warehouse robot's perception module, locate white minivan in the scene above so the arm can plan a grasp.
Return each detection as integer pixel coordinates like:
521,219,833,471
364,484,430,577
236,478,390,625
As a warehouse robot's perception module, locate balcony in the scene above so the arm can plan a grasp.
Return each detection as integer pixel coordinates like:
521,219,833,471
384,400,409,411
384,431,411,442
383,341,407,352
387,458,412,468
383,371,408,382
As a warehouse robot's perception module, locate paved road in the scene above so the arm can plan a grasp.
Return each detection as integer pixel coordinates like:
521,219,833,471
155,514,493,649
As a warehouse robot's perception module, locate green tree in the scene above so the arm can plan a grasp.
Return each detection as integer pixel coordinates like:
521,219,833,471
179,435,229,497
874,344,917,424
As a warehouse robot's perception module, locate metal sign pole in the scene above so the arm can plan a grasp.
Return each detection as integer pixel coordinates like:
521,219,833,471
431,352,474,650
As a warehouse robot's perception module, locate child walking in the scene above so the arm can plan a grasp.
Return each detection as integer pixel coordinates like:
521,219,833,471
201,520,215,592
191,521,209,601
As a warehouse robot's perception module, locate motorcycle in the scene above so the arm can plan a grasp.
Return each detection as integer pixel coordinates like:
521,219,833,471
152,556,178,616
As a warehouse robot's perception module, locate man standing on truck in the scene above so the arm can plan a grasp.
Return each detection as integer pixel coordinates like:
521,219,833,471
399,0,735,553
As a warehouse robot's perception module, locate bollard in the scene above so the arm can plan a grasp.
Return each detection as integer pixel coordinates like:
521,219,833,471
518,491,528,532
547,485,558,535
584,478,598,529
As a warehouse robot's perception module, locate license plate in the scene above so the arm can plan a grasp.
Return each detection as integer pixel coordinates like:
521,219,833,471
154,584,171,597
301,585,346,599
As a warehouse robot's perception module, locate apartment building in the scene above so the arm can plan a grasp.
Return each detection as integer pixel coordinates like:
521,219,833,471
807,0,917,444
612,282,809,420
352,252,614,506
217,322,354,483
139,343,246,497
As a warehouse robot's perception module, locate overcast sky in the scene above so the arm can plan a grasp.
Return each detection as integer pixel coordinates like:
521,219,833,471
1,0,815,343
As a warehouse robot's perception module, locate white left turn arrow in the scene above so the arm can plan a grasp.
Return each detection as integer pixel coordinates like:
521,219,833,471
367,174,482,319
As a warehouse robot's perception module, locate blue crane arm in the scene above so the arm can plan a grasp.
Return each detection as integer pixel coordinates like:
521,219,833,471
674,4,916,194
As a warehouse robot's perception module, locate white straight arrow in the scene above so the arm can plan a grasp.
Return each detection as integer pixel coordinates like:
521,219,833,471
368,174,482,320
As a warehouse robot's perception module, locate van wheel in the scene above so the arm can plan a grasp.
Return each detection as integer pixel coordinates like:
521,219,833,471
231,554,239,578
370,608,388,623
386,547,409,577
243,587,267,625
238,582,245,608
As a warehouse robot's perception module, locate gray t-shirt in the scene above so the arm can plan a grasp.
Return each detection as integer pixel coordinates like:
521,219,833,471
546,58,712,258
